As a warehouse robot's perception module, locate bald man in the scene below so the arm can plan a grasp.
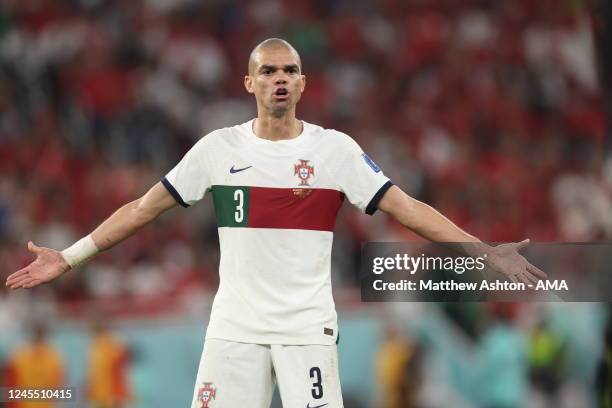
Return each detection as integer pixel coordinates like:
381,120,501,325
7,38,545,408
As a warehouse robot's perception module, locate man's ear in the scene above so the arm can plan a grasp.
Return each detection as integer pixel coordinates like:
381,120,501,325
300,74,306,92
244,75,254,94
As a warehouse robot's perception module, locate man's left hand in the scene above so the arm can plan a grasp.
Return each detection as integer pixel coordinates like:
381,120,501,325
485,239,547,285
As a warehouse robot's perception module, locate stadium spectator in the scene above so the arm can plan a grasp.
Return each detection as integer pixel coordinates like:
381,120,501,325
528,318,568,406
5,323,65,408
476,304,528,408
86,318,132,408
375,324,423,408
597,308,612,408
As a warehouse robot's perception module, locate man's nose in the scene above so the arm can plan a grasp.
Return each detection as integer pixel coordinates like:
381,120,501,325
274,72,288,84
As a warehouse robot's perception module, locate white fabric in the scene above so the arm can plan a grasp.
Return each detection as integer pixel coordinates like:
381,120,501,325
60,234,99,268
272,342,344,408
190,339,275,408
165,120,390,345
190,339,343,408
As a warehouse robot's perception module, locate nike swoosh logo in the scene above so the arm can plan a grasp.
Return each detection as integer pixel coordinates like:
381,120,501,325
229,165,252,174
306,404,328,408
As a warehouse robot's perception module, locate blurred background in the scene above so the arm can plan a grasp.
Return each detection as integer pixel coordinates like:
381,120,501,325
0,0,611,407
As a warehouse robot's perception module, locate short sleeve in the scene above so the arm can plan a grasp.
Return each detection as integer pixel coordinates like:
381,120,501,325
162,136,212,207
333,133,393,215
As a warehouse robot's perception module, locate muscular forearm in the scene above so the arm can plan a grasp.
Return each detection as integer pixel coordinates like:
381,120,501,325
399,199,480,243
61,182,177,268
379,185,480,243
89,181,176,252
91,199,156,251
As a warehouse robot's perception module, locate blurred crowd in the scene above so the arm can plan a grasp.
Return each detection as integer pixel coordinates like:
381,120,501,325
375,302,609,408
0,1,611,406
1,0,610,302
2,319,132,408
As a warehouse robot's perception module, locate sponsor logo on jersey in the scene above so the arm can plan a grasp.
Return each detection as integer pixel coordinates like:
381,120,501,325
229,165,252,174
198,382,217,407
294,159,315,186
361,153,381,173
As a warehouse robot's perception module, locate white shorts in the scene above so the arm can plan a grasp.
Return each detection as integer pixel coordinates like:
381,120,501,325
189,339,344,408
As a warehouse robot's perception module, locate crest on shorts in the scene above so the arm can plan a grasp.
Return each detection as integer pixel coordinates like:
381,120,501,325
294,159,314,186
198,382,217,408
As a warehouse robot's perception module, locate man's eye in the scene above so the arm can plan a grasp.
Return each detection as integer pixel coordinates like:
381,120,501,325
262,70,272,75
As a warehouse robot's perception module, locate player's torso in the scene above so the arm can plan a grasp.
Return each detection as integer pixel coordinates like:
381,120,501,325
203,122,341,344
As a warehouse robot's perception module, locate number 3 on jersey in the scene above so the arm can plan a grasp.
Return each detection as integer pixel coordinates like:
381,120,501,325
234,189,244,222
211,186,250,227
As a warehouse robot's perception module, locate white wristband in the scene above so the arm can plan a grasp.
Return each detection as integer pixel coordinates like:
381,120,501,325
61,235,99,268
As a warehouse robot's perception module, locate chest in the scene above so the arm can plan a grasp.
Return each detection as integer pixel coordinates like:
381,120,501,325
206,143,343,230
208,144,334,189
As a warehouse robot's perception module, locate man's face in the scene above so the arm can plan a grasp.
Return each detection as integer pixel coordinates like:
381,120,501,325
245,47,306,116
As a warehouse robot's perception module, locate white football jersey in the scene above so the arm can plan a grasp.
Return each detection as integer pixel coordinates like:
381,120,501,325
163,119,391,345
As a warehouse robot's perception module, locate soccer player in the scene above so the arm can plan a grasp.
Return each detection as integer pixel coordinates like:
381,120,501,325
6,38,545,408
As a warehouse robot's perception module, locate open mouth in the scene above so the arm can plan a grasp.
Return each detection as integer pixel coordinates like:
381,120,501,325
273,88,289,100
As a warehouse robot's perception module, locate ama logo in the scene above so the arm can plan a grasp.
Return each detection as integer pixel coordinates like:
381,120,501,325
536,280,568,291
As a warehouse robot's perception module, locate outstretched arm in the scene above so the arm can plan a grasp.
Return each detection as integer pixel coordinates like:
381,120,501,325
377,185,546,284
90,181,177,250
378,185,480,243
6,182,178,289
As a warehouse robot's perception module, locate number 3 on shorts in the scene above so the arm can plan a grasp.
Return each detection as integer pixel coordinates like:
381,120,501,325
310,366,323,399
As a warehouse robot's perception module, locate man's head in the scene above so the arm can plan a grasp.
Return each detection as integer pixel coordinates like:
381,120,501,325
245,38,305,117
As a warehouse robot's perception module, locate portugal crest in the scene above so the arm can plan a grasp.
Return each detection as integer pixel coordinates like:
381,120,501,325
294,159,314,186
198,382,217,408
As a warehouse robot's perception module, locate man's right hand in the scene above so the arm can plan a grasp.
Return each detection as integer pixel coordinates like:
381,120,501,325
5,241,71,289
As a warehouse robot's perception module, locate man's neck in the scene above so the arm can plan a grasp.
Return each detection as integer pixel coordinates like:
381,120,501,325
253,113,302,141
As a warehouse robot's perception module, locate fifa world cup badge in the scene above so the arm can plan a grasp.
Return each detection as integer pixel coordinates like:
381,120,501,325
198,382,217,407
294,159,314,186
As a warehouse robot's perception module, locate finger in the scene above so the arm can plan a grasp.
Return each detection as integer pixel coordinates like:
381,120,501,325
7,279,21,289
516,273,531,286
509,274,519,284
6,267,30,285
15,276,38,288
527,263,547,278
23,279,42,289
522,273,537,286
522,271,540,285
4,271,26,286
8,280,26,289
524,275,538,290
514,239,530,251
28,241,43,254
8,274,33,289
